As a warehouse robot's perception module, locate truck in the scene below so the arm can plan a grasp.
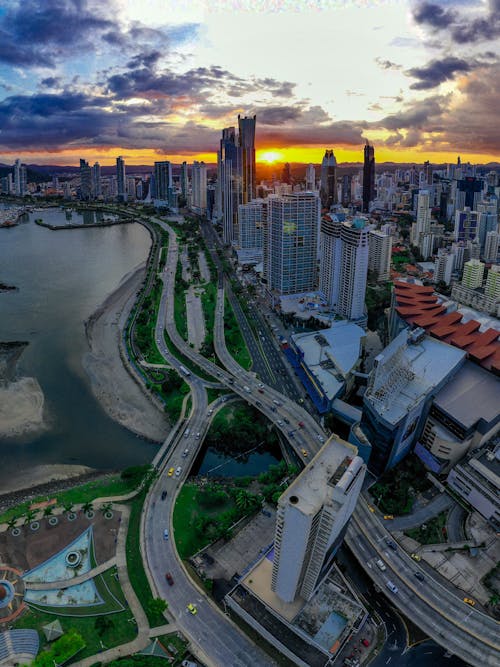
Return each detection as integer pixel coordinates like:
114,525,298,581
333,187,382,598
179,365,191,376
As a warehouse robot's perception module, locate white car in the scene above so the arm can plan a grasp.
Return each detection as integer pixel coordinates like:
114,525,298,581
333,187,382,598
163,529,169,540
277,420,284,426
175,466,182,477
317,435,325,443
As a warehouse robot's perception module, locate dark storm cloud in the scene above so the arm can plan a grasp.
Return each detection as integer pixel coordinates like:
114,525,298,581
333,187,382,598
257,106,302,125
412,2,457,29
377,95,449,131
413,0,500,44
40,77,62,88
406,56,472,89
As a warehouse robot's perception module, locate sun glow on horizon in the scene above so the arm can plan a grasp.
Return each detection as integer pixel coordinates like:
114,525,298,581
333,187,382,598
258,150,285,164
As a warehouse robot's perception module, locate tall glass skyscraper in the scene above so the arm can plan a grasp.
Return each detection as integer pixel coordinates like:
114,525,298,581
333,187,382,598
116,156,126,202
362,141,375,213
320,149,337,209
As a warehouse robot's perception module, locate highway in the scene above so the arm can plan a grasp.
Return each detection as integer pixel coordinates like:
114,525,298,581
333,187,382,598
347,500,500,666
140,214,500,667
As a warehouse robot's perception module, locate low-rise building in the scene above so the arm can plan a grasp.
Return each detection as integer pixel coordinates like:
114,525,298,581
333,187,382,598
447,443,500,529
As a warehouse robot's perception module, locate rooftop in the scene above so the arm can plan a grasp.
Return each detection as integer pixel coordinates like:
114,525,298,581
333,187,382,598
279,435,363,517
365,328,466,425
291,321,365,400
433,361,500,429
393,280,500,373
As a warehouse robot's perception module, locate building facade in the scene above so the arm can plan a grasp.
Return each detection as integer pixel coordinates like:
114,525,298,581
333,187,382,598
362,142,375,213
368,229,391,282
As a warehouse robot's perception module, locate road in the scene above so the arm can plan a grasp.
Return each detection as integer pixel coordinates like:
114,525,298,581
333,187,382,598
347,500,500,666
141,215,500,667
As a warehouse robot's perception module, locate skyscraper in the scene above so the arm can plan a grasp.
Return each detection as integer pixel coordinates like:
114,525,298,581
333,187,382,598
320,149,337,209
305,163,316,191
238,199,265,252
13,159,27,197
368,229,392,282
434,248,454,285
79,159,92,201
271,437,366,603
484,231,499,263
485,265,500,299
116,156,126,202
341,174,352,206
92,162,101,198
153,161,173,201
191,161,207,215
319,216,370,321
180,161,189,200
362,141,375,213
454,208,479,243
281,162,292,185
238,114,256,204
265,192,320,296
218,126,238,244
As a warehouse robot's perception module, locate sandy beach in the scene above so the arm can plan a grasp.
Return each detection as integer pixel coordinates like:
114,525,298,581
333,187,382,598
82,263,171,443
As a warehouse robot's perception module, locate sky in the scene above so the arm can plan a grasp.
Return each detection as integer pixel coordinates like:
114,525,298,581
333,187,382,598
0,0,499,166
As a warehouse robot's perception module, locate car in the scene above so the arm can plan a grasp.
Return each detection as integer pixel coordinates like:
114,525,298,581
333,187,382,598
161,490,167,500
383,514,394,520
317,434,325,443
182,449,189,458
298,421,305,428
165,572,174,585
222,397,228,402
410,552,421,561
271,406,276,412
175,466,182,477
163,529,169,540
463,597,476,606
367,505,375,513
288,430,295,438
298,398,304,404
375,559,386,571
283,418,290,424
208,409,213,415
258,388,264,393
255,400,262,407
361,639,370,647
300,448,309,458
272,399,281,406
258,383,264,388
167,467,175,477
277,420,284,426
216,371,222,377
195,432,200,439
386,580,398,594
386,539,397,551
414,572,424,582
187,603,198,615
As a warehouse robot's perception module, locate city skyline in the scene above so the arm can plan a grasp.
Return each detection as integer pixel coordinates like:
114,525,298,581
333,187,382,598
0,1,499,166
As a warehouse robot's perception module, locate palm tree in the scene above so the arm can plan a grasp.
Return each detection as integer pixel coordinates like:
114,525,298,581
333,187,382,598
7,516,18,530
62,501,74,514
43,506,54,518
24,510,36,525
100,502,112,515
82,501,93,514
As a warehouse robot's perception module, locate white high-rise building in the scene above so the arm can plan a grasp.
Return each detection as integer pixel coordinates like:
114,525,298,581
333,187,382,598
484,231,499,263
238,198,265,252
411,190,431,245
116,156,126,202
264,192,320,296
368,229,391,282
305,163,316,191
271,437,365,603
13,159,27,196
191,161,207,214
319,216,370,321
434,248,454,285
126,177,136,201
485,265,500,299
462,259,485,288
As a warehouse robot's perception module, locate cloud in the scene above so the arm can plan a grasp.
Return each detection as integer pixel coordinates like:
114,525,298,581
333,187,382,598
412,0,500,44
406,56,473,90
375,58,401,70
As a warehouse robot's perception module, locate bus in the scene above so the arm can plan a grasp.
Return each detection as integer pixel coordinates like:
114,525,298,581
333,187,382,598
179,365,191,376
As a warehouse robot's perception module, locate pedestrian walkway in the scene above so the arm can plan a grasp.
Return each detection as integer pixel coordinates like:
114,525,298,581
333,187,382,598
72,504,151,667
25,557,116,591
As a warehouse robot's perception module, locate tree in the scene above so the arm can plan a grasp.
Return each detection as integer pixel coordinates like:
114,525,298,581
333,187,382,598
43,506,54,518
94,615,114,637
7,516,18,530
100,502,113,514
63,501,74,514
24,509,36,525
148,598,168,617
82,501,94,514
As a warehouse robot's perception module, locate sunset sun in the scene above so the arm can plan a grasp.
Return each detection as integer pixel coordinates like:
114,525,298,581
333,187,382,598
258,150,284,164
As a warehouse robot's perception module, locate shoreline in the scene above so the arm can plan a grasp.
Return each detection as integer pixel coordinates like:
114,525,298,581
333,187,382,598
82,261,170,444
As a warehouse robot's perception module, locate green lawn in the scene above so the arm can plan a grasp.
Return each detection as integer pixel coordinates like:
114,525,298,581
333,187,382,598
14,604,137,661
172,483,235,559
0,474,140,525
224,296,251,370
125,492,167,628
405,511,449,545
